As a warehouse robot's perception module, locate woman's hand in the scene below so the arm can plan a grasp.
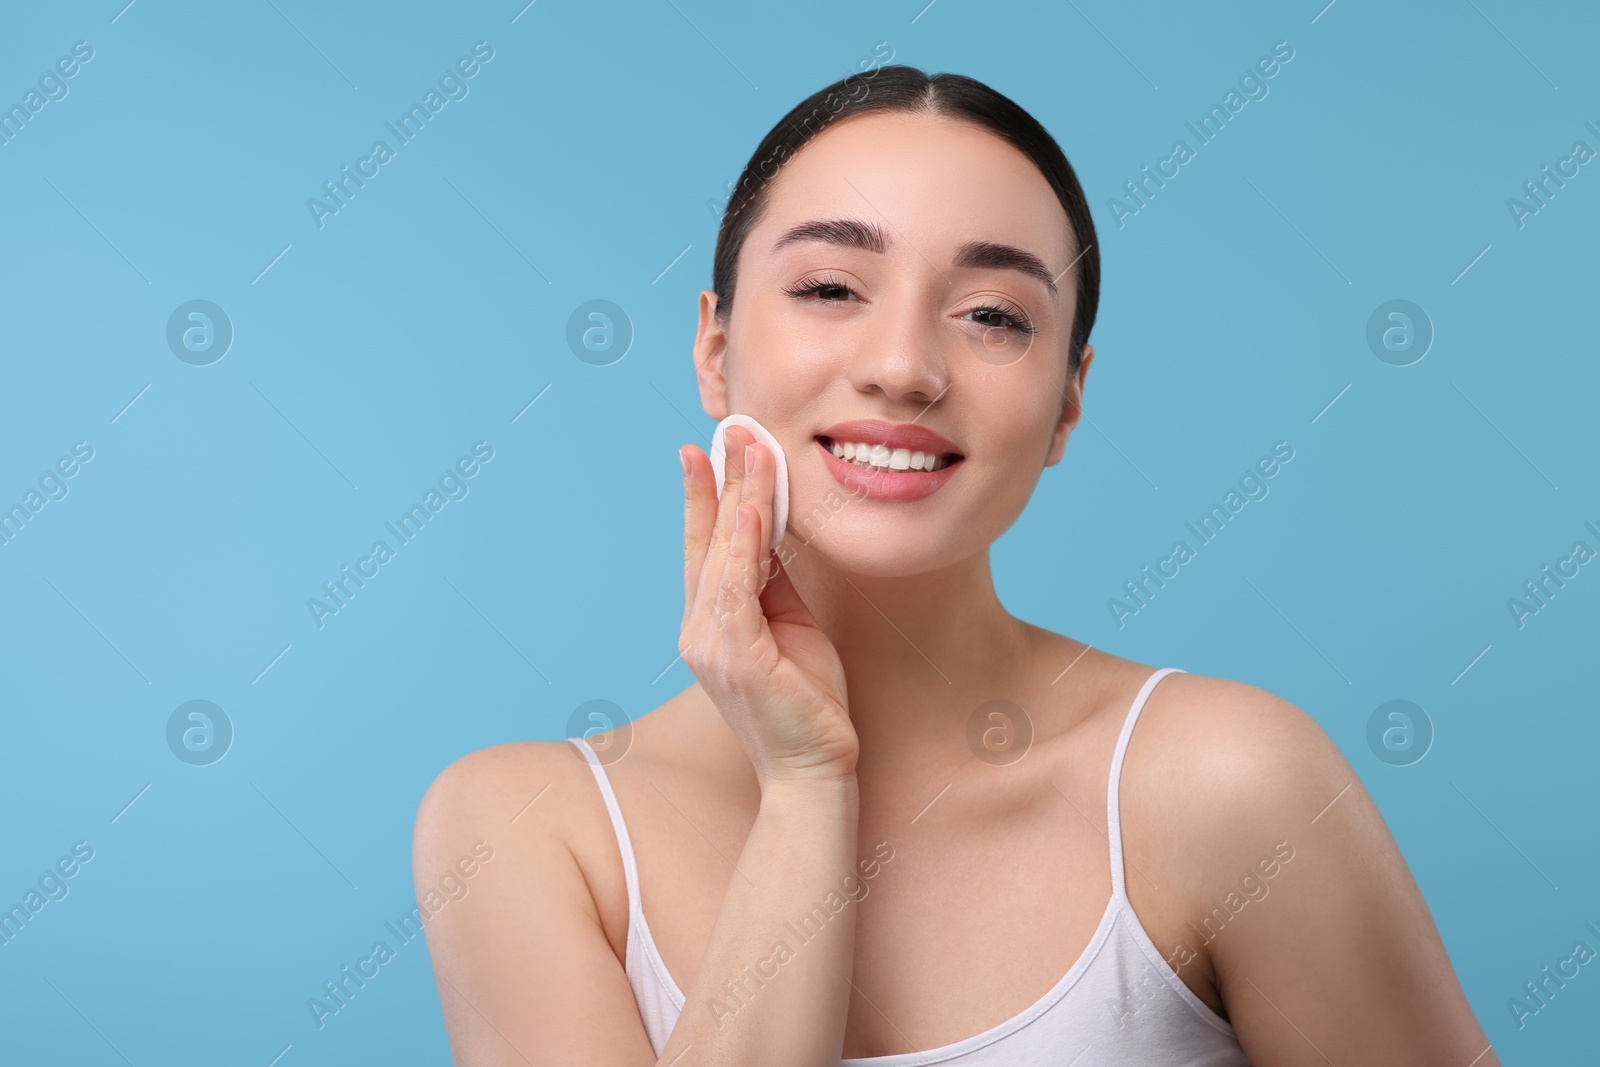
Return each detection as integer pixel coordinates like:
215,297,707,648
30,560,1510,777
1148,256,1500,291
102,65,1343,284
680,424,858,787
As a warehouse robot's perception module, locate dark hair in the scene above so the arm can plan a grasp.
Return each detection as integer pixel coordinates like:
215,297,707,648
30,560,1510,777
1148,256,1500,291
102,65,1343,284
711,64,1100,376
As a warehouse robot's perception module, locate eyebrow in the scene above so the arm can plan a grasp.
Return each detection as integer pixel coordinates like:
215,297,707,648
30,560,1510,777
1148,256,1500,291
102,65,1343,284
771,217,1060,297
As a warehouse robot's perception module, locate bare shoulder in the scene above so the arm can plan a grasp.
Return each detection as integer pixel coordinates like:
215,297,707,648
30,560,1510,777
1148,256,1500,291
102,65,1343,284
1133,670,1355,830
414,738,593,850
410,739,664,1061
412,685,713,899
1116,669,1363,933
1124,671,1496,1062
411,738,604,929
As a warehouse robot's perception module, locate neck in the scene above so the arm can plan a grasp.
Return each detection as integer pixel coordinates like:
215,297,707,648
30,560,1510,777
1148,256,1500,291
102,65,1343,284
779,538,1036,770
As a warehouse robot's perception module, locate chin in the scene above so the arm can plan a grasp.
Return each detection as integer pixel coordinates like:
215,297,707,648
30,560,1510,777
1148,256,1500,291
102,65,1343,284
786,536,954,579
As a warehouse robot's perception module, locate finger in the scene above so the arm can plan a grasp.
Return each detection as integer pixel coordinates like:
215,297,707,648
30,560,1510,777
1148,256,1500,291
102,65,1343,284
716,438,777,639
757,549,816,630
694,424,751,609
715,500,770,660
681,443,718,621
738,436,775,582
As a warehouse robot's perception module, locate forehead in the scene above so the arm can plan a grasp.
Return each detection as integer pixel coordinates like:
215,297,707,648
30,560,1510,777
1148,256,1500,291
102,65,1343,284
752,110,1076,267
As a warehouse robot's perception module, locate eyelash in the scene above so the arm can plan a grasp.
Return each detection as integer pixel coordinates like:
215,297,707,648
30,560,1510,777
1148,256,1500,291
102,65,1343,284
781,274,1037,336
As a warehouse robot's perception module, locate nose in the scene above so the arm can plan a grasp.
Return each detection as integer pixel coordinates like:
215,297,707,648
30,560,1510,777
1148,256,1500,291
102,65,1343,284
846,293,952,408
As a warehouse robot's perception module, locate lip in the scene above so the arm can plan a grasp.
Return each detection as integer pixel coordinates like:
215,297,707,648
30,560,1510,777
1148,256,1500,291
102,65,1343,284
816,419,962,457
814,424,965,501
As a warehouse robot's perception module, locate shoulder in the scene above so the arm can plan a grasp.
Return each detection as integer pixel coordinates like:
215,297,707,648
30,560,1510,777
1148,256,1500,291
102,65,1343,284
415,739,577,835
412,739,600,895
411,738,619,952
1125,670,1360,891
1121,679,1496,1058
408,739,677,1058
1138,670,1350,804
413,690,702,869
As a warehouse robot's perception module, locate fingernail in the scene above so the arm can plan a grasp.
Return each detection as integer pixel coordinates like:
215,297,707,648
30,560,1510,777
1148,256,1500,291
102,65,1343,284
735,506,747,531
679,448,690,478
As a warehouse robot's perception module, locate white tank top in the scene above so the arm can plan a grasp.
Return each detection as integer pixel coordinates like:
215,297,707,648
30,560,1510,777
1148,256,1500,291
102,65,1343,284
566,666,1253,1065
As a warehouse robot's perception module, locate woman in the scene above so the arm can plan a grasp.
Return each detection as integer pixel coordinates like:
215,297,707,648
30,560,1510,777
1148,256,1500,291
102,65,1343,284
412,65,1498,1065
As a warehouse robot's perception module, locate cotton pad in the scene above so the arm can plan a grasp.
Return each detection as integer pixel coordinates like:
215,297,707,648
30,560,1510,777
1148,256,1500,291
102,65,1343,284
709,413,790,552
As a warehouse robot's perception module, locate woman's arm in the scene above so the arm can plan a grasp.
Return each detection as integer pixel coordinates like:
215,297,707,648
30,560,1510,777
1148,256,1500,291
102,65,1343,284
412,428,866,1063
1131,675,1500,1067
657,772,860,1064
412,740,863,1066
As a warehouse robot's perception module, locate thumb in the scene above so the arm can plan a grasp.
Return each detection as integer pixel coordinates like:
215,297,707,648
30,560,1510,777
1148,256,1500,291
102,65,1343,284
757,551,817,629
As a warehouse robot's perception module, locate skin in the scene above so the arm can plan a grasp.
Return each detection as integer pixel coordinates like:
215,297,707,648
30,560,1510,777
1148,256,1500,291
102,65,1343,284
413,110,1500,1065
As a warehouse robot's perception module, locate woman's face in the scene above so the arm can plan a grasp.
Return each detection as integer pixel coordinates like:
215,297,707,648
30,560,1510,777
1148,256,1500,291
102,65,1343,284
694,109,1093,576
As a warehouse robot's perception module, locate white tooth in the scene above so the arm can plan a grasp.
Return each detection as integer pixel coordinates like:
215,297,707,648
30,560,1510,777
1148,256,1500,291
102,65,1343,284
889,447,911,470
831,440,845,458
870,444,891,466
910,450,926,470
922,453,937,471
842,441,856,459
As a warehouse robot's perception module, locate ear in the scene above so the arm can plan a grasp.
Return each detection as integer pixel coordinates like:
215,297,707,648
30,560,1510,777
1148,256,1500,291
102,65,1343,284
693,289,731,422
1044,343,1093,467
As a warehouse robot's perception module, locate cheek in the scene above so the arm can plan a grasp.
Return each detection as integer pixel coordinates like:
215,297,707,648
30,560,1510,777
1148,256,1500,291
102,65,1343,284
725,331,833,414
983,377,1064,457
952,394,1059,513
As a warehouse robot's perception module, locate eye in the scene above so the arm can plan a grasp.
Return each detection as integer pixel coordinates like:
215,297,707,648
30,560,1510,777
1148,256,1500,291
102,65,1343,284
782,276,1037,338
965,302,1036,336
781,274,860,304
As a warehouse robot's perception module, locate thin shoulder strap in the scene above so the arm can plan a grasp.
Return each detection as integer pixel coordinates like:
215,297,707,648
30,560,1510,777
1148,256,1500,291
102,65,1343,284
1107,667,1186,900
566,736,642,916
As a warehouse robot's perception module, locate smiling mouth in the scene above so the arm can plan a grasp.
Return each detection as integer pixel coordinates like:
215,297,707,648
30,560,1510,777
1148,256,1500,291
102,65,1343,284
815,436,964,473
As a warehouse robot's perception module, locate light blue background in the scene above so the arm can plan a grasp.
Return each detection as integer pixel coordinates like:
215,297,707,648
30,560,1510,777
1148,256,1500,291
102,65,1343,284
2,0,1596,1062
